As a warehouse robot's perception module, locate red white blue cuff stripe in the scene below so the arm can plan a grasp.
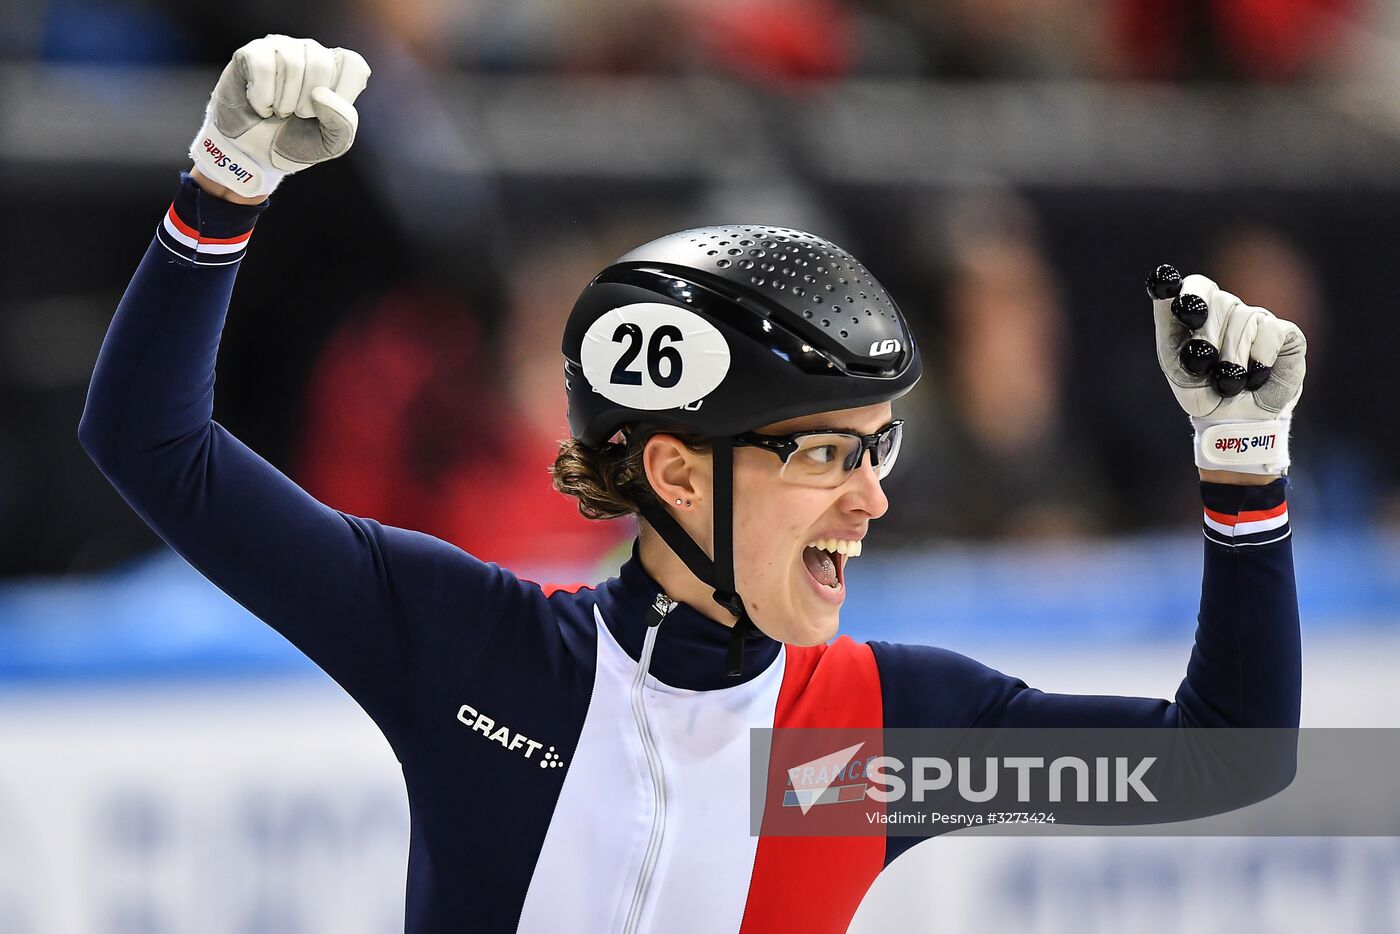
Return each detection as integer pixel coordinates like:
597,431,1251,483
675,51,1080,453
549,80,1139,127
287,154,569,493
154,173,264,266
1202,496,1290,548
156,204,253,265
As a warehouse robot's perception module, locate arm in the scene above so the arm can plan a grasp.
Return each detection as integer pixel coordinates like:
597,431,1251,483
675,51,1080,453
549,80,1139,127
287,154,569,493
870,477,1300,731
79,41,528,742
873,262,1306,731
873,268,1306,841
78,173,526,739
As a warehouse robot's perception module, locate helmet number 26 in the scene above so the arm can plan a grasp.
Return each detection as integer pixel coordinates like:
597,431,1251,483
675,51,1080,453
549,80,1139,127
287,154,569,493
610,323,684,389
581,302,732,411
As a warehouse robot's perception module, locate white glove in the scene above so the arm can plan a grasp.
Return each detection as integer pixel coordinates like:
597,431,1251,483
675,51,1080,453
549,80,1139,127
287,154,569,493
190,35,371,197
1147,265,1307,476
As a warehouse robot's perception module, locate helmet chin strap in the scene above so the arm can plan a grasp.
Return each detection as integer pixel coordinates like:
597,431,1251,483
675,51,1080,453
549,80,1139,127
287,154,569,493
635,437,757,678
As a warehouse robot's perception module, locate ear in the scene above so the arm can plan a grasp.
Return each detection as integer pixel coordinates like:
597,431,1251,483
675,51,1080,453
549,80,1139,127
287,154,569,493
642,434,709,509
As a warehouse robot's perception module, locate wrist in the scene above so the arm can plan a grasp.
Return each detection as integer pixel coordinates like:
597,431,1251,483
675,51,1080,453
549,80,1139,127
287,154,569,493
1190,415,1291,476
1200,474,1290,548
1198,469,1280,486
156,173,267,266
189,113,286,197
189,166,267,205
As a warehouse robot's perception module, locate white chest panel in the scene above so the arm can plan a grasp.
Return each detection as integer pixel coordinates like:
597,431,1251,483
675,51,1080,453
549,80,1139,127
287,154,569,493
515,608,786,933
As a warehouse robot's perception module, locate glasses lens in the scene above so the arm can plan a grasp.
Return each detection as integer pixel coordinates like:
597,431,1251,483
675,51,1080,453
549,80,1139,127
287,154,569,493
779,434,864,488
876,422,903,479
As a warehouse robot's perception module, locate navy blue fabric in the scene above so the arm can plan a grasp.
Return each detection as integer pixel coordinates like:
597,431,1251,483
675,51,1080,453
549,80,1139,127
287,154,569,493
599,544,781,692
872,478,1301,864
78,176,790,930
81,175,1301,928
1202,475,1291,547
81,175,596,932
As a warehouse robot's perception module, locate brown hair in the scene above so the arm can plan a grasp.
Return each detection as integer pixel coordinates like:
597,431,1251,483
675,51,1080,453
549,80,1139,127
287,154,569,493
551,427,710,521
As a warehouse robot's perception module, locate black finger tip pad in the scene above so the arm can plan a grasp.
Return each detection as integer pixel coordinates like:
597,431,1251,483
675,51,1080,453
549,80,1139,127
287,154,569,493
1180,339,1218,377
1213,362,1248,398
1171,294,1209,330
1245,359,1271,391
1146,264,1183,300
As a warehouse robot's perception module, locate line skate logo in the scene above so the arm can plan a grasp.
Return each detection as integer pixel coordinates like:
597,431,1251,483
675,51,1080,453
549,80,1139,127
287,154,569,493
1214,434,1276,454
201,138,255,185
868,339,901,357
456,705,565,769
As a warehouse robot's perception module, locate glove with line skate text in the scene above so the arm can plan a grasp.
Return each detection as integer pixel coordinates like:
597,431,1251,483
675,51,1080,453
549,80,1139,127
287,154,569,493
190,35,370,197
1147,265,1307,476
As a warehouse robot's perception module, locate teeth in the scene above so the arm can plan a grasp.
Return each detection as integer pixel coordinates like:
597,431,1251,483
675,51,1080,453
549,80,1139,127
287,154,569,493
805,537,863,558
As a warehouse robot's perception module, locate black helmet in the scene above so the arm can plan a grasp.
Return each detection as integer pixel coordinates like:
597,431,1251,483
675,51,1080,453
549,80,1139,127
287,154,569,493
564,226,919,445
561,225,921,674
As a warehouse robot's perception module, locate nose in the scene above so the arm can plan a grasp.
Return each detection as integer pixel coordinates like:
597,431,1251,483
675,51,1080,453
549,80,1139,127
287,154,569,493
840,455,889,520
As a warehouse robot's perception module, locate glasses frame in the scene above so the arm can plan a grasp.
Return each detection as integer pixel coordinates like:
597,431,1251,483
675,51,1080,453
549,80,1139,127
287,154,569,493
732,419,904,481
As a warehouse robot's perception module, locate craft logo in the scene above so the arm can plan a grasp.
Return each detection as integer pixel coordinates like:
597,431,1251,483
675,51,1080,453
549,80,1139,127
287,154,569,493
456,705,565,769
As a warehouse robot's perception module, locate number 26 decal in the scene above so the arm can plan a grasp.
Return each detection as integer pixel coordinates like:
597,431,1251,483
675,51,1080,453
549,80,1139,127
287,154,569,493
582,303,731,411
610,323,684,389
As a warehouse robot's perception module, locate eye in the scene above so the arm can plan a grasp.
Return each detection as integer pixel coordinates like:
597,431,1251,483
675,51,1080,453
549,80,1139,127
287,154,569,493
802,444,840,466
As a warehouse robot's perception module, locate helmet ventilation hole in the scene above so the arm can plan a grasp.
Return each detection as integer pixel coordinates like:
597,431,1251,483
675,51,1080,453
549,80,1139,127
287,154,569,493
615,225,908,373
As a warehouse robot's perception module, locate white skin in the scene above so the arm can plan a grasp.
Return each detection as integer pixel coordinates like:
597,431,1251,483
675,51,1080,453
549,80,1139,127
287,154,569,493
181,173,1274,642
639,402,893,647
636,398,1274,647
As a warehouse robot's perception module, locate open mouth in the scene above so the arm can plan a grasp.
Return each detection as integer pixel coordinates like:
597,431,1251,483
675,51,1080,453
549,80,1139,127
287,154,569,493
801,538,861,595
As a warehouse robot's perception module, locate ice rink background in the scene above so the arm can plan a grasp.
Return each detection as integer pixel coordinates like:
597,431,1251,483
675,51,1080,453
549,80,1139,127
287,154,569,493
2,535,1397,933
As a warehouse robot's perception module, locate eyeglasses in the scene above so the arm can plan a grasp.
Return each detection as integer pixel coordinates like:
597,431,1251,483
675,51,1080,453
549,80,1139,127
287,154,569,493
732,420,904,488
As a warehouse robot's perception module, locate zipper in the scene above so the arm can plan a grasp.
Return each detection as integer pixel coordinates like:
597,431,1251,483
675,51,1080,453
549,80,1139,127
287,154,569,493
621,593,676,934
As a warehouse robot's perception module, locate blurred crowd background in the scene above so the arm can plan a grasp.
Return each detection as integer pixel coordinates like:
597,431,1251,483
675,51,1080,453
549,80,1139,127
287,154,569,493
5,3,1400,932
3,0,1400,577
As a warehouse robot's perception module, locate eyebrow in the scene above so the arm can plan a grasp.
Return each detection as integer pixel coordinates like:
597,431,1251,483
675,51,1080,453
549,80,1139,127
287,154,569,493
768,421,896,437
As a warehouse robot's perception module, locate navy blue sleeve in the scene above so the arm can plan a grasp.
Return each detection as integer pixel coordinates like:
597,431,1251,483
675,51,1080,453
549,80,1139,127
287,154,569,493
78,175,531,745
870,478,1301,731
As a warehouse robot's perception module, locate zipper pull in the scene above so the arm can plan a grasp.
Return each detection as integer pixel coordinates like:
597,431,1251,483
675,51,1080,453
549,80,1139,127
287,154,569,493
645,593,677,628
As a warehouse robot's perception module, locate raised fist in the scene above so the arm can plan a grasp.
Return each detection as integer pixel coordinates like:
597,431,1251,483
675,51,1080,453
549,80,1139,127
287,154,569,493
1146,265,1307,476
190,35,371,197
